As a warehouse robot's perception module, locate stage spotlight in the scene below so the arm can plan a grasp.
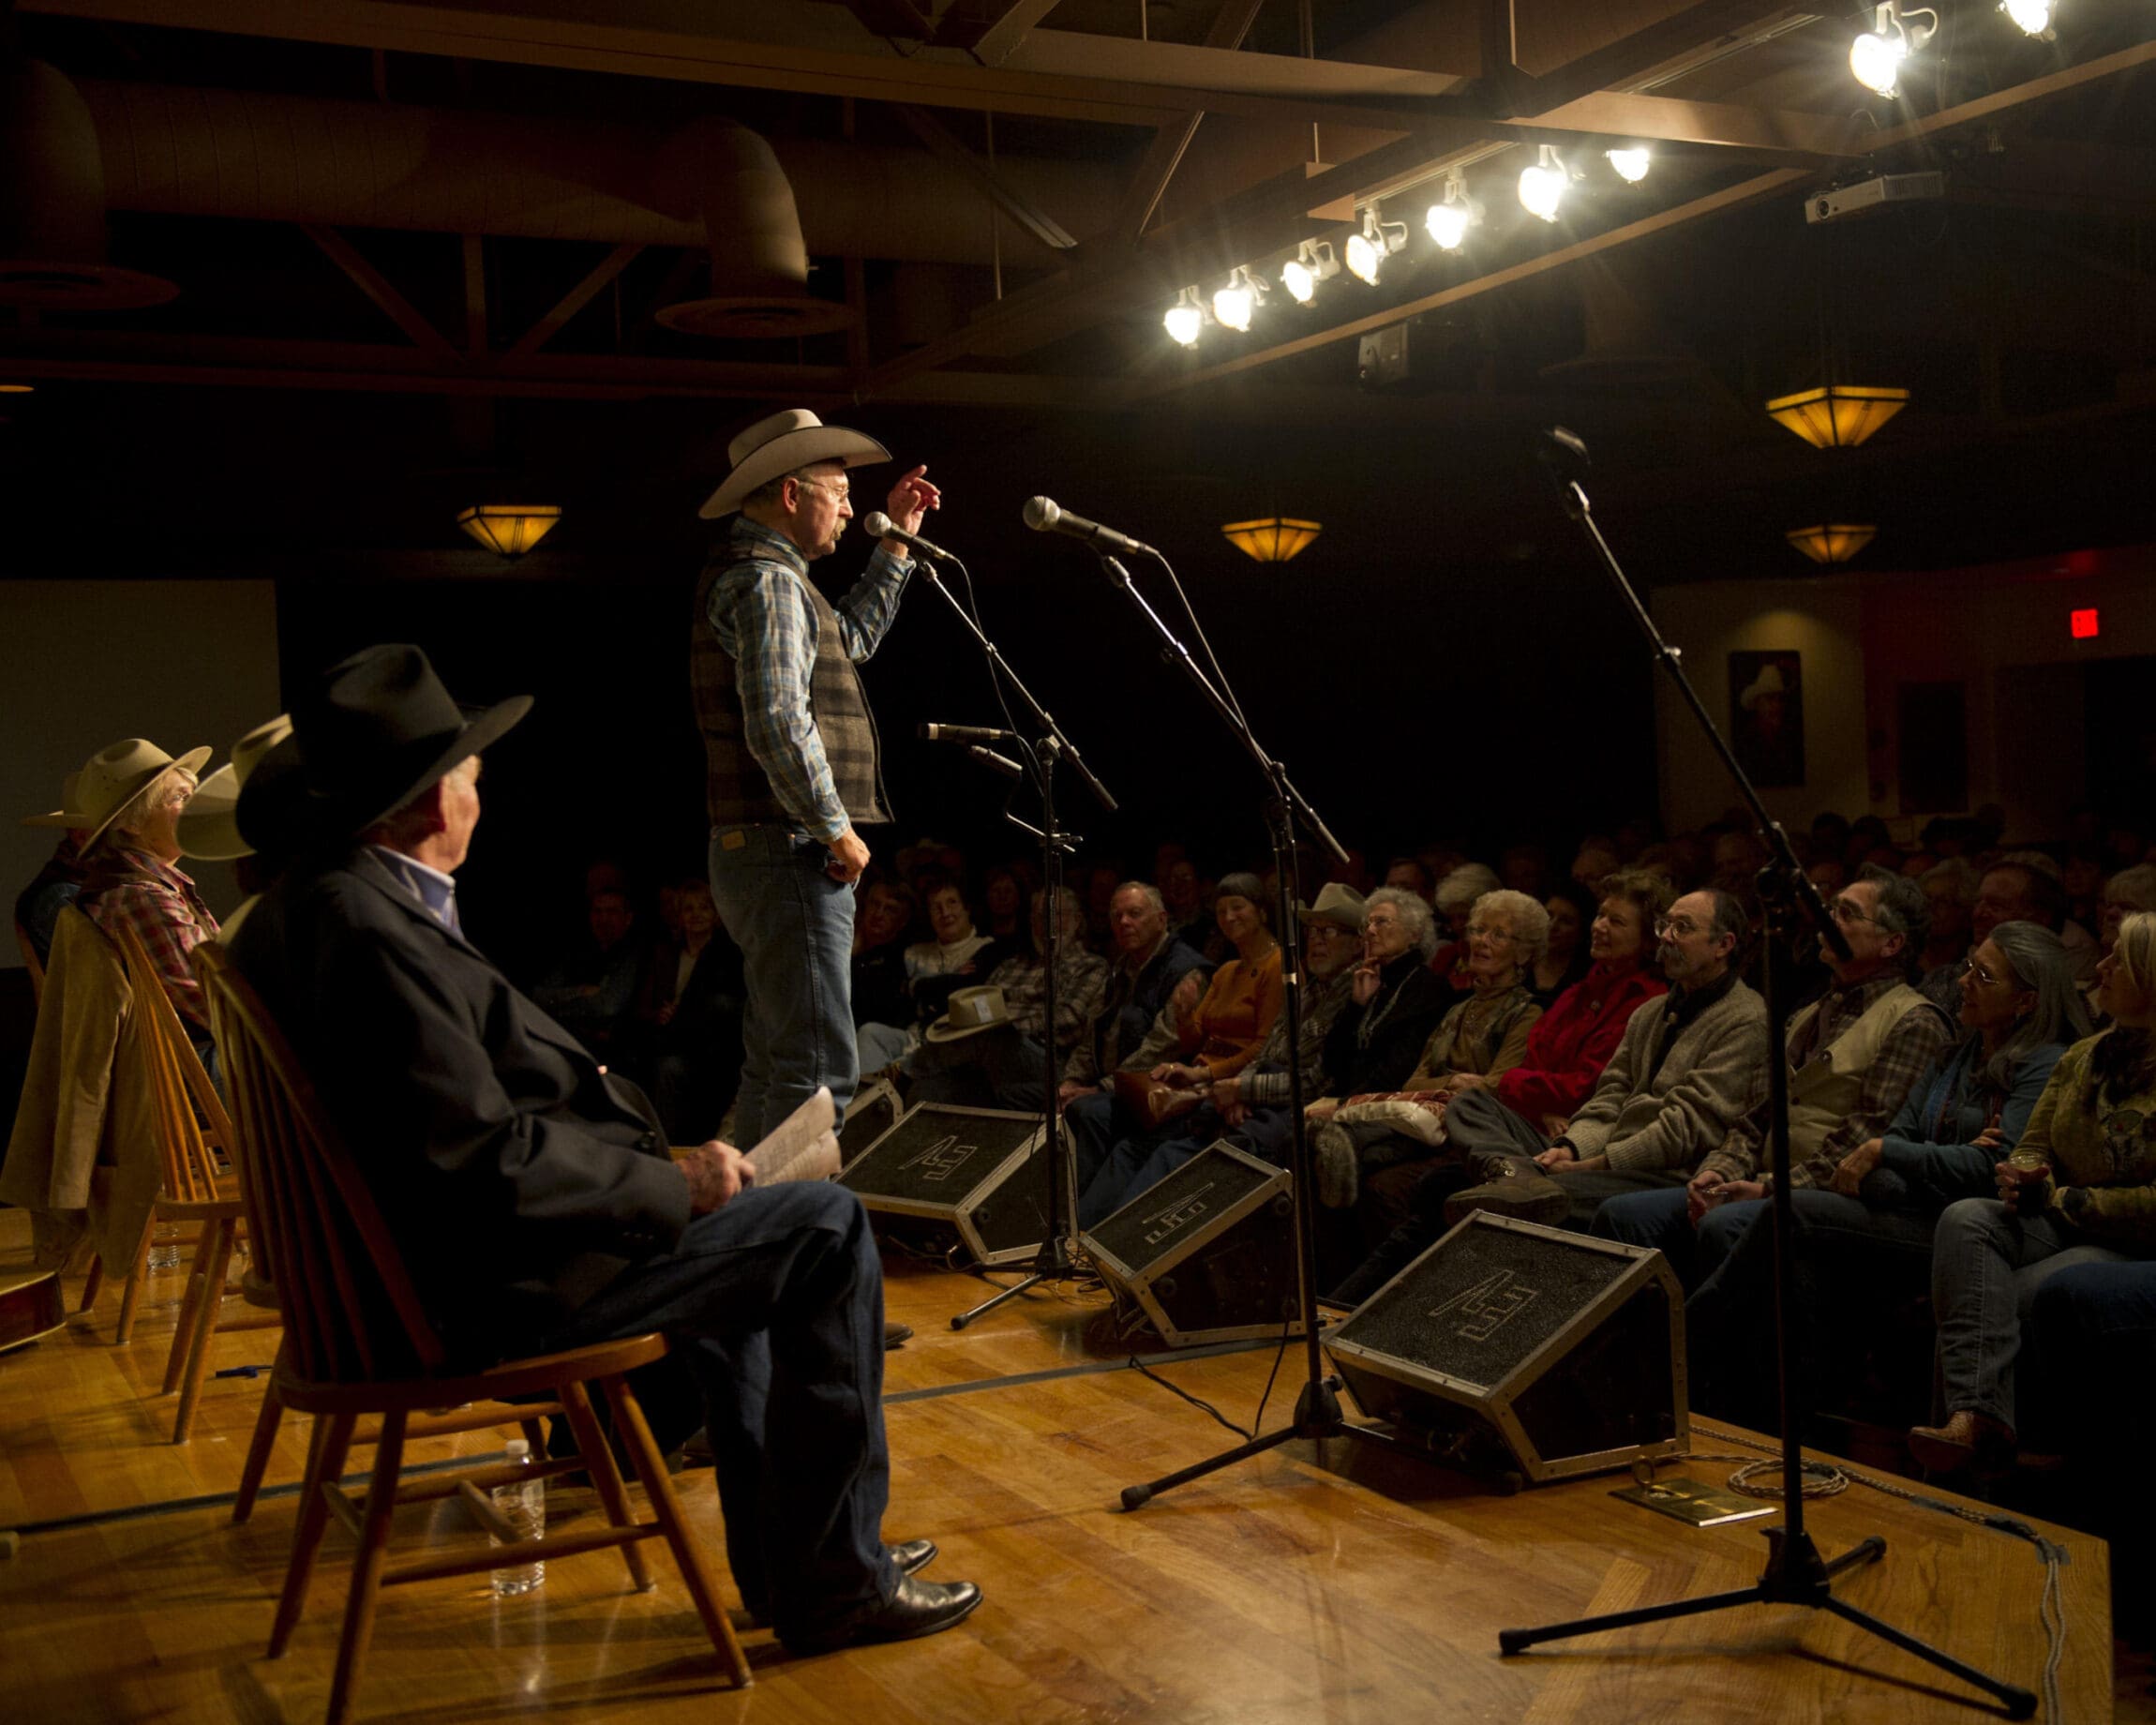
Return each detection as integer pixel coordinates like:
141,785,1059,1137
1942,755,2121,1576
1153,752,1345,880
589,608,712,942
1519,145,1567,222
1424,174,1473,251
1163,285,1206,347
1280,239,1339,305
1850,4,1935,98
1344,209,1408,285
2001,0,2053,35
1607,147,1651,184
1211,265,1267,333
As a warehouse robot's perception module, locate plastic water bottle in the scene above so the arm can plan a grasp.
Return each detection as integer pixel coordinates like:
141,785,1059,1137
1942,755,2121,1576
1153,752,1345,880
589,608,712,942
489,1438,546,1597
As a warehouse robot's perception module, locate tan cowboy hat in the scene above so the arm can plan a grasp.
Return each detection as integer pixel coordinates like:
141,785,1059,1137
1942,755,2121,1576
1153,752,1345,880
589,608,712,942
697,408,891,520
22,771,85,830
1295,881,1368,932
74,739,213,849
923,984,1012,1045
179,715,295,862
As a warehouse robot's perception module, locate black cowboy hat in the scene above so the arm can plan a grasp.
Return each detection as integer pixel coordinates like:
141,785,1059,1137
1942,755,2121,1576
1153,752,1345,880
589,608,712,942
239,643,530,850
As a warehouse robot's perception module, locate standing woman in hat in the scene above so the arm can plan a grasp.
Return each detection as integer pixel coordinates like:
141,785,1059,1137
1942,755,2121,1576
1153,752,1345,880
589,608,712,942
693,409,941,1142
71,739,217,1054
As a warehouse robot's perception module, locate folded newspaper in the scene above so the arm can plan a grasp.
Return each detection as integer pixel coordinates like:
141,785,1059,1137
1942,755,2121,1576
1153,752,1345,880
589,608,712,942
741,1087,841,1186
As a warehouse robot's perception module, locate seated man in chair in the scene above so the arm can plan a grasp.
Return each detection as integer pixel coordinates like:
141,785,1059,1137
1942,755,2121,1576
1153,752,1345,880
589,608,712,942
229,643,980,1657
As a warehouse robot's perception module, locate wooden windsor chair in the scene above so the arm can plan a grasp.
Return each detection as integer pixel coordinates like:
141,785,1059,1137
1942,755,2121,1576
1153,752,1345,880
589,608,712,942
193,943,751,1725
9,918,102,1312
113,922,280,1441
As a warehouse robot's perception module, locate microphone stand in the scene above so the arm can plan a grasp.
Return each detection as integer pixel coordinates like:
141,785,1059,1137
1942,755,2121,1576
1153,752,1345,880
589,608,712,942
1085,550,1425,1511
898,552,1116,1332
1496,431,2035,1720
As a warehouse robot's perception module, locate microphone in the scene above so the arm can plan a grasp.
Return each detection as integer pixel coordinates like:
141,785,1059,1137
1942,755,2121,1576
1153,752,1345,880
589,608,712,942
964,745,1025,781
1539,426,1591,479
861,510,961,564
1022,496,1155,559
920,722,1015,744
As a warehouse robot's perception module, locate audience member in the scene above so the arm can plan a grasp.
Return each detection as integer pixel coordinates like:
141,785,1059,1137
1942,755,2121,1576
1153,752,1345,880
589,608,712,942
72,739,217,1052
1909,910,2156,1476
854,877,1004,1076
1160,854,1218,960
1594,867,1954,1282
1500,843,1550,898
1057,881,1209,1107
981,865,1026,942
1072,874,1282,1226
1569,837,1620,889
641,878,748,1143
1429,862,1501,990
1531,879,1598,1004
849,879,916,1032
532,884,651,1060
1916,857,1982,1009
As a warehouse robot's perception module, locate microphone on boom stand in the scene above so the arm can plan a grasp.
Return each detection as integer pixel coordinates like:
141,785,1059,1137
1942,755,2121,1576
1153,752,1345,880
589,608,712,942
861,510,964,564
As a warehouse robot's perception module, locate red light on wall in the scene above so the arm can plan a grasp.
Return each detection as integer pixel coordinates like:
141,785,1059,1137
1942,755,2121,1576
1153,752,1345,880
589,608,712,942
2071,608,2100,639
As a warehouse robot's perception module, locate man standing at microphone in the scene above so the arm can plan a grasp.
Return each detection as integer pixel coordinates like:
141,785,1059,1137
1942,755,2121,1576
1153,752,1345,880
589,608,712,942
694,409,940,1142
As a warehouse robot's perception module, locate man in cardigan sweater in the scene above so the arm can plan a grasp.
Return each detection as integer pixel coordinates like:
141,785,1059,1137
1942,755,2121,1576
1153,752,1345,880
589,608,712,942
693,410,940,1142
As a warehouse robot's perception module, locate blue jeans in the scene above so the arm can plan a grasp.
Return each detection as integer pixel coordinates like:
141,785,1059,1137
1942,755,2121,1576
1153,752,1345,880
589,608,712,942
709,825,858,1143
539,1181,897,1645
1590,1185,1753,1289
1930,1196,2131,1430
2020,1260,2156,1453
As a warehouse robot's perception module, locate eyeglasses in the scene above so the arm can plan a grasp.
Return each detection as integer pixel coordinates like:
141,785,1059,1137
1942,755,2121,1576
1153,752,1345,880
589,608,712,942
1962,957,2010,986
792,474,851,503
1654,916,1705,938
1830,897,1880,928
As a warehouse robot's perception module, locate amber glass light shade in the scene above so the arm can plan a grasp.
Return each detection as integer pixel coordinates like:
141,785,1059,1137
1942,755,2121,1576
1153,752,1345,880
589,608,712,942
1764,384,1909,448
1221,518,1323,562
456,504,561,557
1785,523,1877,564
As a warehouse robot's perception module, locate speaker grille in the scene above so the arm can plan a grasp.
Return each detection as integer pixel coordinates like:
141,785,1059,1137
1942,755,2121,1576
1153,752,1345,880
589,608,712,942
1087,1142,1279,1268
1335,1222,1630,1391
839,1105,1039,1206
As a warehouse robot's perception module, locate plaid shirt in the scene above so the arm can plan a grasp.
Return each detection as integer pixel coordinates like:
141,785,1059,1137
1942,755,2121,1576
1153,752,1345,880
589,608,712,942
704,517,912,842
1703,969,1954,1190
987,945,1110,1053
80,847,220,1033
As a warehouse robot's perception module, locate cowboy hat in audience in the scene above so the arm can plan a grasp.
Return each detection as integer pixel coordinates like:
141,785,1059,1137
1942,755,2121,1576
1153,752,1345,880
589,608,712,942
179,715,296,862
923,985,1011,1045
71,739,212,849
22,772,84,829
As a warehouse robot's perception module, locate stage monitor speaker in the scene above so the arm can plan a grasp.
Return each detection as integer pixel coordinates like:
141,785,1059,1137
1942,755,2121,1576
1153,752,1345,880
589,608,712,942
1082,1141,1305,1347
1326,1212,1686,1483
838,1077,903,1166
838,1102,1050,1268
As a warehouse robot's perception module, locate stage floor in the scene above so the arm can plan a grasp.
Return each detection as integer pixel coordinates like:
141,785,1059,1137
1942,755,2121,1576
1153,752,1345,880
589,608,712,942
0,1210,2140,1724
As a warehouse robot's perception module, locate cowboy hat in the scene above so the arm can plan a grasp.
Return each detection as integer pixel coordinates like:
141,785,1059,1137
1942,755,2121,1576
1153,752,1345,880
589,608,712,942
266,643,531,845
697,408,890,520
922,984,1012,1045
1739,664,1789,710
179,715,295,862
22,772,84,830
72,740,213,850
1295,881,1368,932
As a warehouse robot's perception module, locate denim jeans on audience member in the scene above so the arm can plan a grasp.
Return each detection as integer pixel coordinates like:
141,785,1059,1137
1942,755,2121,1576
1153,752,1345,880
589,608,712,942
2018,1260,2156,1454
1590,1185,1752,1289
537,1181,897,1646
1930,1195,2132,1430
709,825,858,1142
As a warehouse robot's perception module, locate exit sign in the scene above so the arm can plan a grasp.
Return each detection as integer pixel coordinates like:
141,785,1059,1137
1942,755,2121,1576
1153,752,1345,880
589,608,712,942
2071,608,2100,639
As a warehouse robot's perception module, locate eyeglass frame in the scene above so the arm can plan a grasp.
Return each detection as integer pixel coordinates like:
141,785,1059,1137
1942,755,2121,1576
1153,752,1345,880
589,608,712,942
788,472,853,504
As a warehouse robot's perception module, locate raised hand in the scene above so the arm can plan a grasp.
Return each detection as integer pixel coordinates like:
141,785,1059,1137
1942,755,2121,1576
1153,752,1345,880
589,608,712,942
884,464,941,536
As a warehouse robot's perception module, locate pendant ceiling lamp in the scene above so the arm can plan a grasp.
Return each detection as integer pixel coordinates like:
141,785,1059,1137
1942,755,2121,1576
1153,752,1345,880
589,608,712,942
1221,518,1323,562
1765,384,1909,449
457,504,562,558
1785,522,1877,564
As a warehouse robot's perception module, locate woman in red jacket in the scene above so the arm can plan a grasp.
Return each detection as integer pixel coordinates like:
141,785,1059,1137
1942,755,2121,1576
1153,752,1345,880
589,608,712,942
1450,870,1672,1137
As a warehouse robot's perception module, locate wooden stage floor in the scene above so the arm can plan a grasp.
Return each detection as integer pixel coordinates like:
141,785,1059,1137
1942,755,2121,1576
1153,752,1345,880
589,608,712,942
0,1210,2138,1724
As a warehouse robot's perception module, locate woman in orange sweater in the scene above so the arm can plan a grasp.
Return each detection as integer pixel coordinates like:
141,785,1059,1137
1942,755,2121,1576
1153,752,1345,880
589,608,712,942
1076,874,1282,1225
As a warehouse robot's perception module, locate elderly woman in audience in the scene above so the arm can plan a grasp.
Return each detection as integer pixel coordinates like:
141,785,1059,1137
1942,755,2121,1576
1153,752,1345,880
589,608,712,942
912,886,1108,1112
1531,879,1598,1005
1429,862,1502,990
1316,887,1450,1108
1073,873,1282,1226
1909,911,2156,1475
1308,889,1546,1218
855,875,1007,1076
1679,921,2089,1428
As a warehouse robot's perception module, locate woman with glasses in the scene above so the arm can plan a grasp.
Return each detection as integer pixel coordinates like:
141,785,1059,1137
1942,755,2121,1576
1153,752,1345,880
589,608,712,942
1307,890,1546,1224
1682,920,2089,1432
1910,911,2156,1476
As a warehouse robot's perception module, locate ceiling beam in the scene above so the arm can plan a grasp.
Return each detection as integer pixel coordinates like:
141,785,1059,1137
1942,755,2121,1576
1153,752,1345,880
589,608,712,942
505,242,645,360
892,106,1077,251
302,224,457,357
942,0,1060,63
1497,1,1813,118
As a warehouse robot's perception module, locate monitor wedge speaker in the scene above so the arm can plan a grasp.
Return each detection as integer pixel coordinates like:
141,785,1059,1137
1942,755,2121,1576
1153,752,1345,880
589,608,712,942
838,1076,903,1166
1326,1212,1687,1483
838,1102,1050,1268
1082,1140,1305,1347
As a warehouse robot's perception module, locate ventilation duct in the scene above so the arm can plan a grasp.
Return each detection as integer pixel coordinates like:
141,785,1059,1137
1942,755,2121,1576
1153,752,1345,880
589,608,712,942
0,60,176,310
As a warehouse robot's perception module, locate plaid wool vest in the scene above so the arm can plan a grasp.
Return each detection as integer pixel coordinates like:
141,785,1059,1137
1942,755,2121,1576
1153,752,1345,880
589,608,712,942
691,544,891,830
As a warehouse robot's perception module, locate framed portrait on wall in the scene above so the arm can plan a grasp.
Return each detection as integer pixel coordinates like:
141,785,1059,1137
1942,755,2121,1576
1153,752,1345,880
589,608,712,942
1729,650,1804,788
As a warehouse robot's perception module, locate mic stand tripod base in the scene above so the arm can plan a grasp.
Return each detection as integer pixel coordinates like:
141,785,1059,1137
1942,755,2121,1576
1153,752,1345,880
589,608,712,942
1498,1522,2035,1719
949,1232,1078,1331
1118,1372,1427,1511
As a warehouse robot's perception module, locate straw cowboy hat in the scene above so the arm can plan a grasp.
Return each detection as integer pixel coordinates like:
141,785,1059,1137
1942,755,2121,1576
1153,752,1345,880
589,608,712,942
70,739,213,849
923,984,1012,1045
697,408,891,520
179,715,296,862
1739,664,1789,711
1295,881,1368,932
254,643,531,848
22,772,85,830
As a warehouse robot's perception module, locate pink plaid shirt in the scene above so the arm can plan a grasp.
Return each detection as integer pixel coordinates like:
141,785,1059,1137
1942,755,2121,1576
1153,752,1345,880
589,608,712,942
81,848,221,1033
